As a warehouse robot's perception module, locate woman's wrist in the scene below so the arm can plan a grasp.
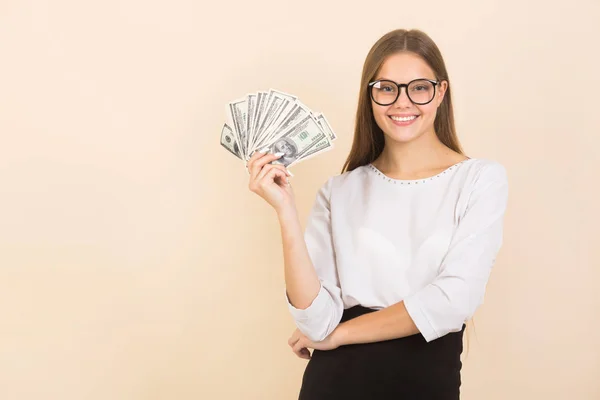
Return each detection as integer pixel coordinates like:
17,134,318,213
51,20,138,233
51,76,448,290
276,202,299,223
334,322,350,347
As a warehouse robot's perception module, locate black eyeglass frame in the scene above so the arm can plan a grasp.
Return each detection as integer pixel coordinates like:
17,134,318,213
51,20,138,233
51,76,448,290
368,78,440,106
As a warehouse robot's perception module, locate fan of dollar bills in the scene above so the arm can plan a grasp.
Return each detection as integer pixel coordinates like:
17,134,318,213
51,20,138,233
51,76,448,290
220,89,336,168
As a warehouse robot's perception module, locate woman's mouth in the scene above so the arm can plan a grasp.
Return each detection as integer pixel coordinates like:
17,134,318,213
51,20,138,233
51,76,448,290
389,115,419,126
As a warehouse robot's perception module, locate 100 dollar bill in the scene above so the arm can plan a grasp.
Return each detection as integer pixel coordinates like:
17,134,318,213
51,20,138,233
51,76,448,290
220,123,242,160
267,114,327,167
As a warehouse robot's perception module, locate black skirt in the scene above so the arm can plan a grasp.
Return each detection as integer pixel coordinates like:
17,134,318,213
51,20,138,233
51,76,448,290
298,305,465,400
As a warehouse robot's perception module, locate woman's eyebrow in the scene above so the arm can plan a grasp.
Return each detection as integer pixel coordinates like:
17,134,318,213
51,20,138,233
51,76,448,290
374,77,404,82
374,76,436,83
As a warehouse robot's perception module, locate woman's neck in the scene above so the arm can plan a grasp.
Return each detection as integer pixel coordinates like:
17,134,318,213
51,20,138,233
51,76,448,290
373,131,464,179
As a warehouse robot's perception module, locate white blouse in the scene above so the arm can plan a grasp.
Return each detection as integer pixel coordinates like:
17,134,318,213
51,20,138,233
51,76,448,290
285,158,509,343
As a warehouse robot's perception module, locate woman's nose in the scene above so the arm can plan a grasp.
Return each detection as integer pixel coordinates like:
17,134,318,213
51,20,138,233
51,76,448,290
394,88,412,107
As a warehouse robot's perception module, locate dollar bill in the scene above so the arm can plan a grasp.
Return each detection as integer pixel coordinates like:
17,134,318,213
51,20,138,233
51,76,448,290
220,123,242,160
284,112,338,164
252,90,288,153
264,100,311,146
268,114,326,167
292,137,334,166
245,94,257,152
314,113,336,141
250,91,268,152
257,89,297,136
252,97,293,153
228,98,248,159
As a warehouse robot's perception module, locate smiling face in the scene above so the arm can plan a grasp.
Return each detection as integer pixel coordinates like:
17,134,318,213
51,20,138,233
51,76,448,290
371,52,447,144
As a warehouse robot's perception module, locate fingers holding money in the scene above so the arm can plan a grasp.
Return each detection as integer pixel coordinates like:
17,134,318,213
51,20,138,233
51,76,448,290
248,152,292,193
248,163,291,209
246,146,270,172
259,164,290,188
247,150,291,181
256,163,291,186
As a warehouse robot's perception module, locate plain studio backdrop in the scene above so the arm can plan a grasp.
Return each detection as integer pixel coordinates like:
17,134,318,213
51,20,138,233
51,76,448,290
1,0,598,399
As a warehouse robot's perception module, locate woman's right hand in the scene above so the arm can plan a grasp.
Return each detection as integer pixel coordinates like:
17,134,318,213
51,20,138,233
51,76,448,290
247,149,295,214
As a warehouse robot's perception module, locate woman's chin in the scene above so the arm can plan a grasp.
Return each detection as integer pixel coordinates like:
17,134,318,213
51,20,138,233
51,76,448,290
384,128,422,143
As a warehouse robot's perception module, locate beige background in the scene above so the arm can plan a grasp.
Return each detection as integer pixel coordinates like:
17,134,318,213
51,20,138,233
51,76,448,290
1,0,599,399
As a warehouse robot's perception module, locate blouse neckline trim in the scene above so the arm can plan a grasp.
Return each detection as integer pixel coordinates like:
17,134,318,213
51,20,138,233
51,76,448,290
367,158,474,185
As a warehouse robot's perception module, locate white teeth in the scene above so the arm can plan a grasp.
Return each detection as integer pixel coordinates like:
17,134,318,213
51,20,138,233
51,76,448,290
390,115,417,122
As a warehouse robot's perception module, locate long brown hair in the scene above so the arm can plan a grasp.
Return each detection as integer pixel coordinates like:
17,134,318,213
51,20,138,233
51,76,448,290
341,29,464,173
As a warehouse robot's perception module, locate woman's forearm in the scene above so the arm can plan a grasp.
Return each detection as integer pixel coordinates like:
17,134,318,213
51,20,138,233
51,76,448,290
277,206,321,310
335,301,420,346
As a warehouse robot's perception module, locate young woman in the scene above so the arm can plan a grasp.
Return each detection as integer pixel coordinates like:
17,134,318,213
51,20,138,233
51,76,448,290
247,28,508,399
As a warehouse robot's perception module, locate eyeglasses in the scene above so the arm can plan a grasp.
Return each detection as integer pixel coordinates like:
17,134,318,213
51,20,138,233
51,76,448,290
368,79,439,106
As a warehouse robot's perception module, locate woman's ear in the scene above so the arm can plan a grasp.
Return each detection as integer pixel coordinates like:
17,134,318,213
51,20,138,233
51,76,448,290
437,80,448,106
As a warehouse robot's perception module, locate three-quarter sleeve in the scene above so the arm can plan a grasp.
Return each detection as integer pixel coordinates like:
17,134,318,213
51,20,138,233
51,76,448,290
403,162,509,342
284,177,344,342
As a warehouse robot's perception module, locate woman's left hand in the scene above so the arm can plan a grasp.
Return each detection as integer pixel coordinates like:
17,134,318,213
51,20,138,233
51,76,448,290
288,326,344,360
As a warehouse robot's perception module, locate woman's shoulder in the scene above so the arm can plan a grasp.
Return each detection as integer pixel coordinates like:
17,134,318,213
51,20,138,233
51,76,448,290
461,158,508,184
308,165,370,203
317,164,371,192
